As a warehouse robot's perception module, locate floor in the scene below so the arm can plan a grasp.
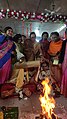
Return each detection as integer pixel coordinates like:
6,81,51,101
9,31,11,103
0,92,67,119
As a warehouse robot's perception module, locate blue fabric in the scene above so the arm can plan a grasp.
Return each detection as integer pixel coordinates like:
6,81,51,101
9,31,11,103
0,43,15,68
0,35,16,68
0,35,5,44
0,51,11,68
9,43,16,52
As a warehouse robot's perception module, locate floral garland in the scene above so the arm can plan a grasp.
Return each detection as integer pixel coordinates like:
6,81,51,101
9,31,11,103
0,9,67,23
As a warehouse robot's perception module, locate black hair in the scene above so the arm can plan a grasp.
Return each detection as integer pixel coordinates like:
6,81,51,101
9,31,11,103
42,32,49,38
13,34,22,43
30,32,36,38
65,28,67,34
22,35,26,38
50,32,59,37
4,26,13,33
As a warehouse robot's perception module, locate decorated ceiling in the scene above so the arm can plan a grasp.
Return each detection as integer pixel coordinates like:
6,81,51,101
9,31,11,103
0,0,67,37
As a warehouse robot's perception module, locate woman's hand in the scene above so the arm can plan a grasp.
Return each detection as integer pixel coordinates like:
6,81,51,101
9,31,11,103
58,63,62,68
40,55,49,63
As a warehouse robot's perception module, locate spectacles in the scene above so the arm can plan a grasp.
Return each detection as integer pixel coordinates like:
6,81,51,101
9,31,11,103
31,37,36,38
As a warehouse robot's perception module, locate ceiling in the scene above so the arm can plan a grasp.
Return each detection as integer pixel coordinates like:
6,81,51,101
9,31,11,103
0,0,67,15
0,0,67,38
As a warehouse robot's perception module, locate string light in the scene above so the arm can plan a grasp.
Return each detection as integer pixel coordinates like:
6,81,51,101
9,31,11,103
0,9,67,23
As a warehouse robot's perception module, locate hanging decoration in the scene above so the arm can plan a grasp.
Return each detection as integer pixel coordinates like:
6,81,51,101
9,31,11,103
0,9,67,23
30,23,32,33
22,21,24,35
26,22,29,37
26,27,28,38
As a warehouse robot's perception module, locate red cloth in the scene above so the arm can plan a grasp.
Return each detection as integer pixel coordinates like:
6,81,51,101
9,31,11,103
0,83,15,98
23,83,36,93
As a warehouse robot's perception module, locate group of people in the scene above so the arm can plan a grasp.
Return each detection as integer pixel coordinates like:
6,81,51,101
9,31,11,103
0,26,67,98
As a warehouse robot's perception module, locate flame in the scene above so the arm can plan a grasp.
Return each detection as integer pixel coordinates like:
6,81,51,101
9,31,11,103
39,77,57,119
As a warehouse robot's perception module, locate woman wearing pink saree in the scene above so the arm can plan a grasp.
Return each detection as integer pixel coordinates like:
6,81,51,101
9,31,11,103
0,33,16,84
59,29,67,97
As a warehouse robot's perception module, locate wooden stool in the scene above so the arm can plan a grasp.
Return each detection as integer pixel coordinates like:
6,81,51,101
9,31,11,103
15,60,40,82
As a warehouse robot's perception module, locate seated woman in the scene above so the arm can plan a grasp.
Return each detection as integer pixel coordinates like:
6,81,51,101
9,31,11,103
9,34,25,91
48,32,63,94
13,34,25,61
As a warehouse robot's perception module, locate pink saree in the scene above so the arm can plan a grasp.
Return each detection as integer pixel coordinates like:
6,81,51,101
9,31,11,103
0,58,11,84
0,36,15,84
61,43,67,97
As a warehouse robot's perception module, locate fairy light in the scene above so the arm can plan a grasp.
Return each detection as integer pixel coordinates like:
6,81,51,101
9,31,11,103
0,9,67,23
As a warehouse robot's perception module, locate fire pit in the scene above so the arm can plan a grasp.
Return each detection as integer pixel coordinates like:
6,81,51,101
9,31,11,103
35,78,62,119
35,113,62,119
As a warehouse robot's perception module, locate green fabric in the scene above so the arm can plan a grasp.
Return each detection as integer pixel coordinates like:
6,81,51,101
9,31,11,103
4,107,18,119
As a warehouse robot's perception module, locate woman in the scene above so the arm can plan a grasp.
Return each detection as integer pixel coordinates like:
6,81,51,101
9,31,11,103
0,33,16,84
48,32,63,93
59,29,67,97
13,34,25,61
40,32,50,61
9,34,25,91
30,32,41,60
4,26,17,65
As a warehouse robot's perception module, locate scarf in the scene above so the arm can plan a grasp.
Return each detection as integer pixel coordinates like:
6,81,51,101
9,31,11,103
48,39,62,55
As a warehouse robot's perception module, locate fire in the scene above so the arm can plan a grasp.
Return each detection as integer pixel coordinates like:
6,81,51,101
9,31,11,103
39,77,57,119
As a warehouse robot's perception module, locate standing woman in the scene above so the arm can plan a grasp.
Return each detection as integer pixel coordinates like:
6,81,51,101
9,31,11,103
59,29,67,98
30,32,41,60
0,27,16,84
48,32,63,92
40,32,50,61
4,26,17,65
